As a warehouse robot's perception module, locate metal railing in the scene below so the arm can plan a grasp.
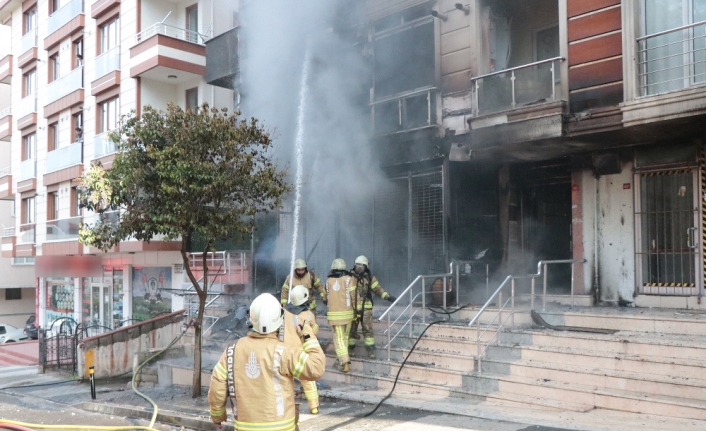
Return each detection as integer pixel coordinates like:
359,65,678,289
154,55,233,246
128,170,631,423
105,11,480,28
21,29,37,54
471,57,564,115
637,20,706,97
134,22,207,46
0,166,9,177
47,0,83,35
19,159,36,181
47,67,83,104
45,216,82,242
468,259,586,373
18,96,36,118
46,141,83,173
371,86,437,135
95,46,120,79
17,223,36,244
378,263,456,361
93,129,119,159
0,106,10,119
2,225,15,237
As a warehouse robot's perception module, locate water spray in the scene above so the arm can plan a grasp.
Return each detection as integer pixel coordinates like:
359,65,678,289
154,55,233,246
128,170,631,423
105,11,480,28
288,49,311,302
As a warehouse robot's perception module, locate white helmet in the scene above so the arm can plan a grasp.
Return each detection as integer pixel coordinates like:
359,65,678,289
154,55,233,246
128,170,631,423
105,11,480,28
248,293,284,334
355,255,369,266
289,285,310,306
294,259,307,270
331,258,347,270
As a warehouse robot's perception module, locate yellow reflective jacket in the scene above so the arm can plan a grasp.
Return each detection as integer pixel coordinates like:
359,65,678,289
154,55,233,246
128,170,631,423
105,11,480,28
207,325,325,430
281,271,326,308
352,273,390,310
325,274,355,325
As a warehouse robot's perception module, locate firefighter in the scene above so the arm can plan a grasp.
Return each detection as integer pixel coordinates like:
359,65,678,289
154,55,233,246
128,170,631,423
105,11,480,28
325,258,356,372
281,258,327,311
349,255,395,359
208,293,325,430
284,285,321,414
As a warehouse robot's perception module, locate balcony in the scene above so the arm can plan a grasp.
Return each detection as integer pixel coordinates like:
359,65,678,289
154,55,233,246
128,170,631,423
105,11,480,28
47,0,84,39
17,223,35,244
371,87,438,136
205,27,238,89
46,141,83,173
47,67,83,105
0,166,11,199
130,23,206,83
20,29,37,61
46,216,82,242
19,159,35,181
92,46,120,96
1,226,15,258
17,96,37,130
93,129,118,159
0,107,10,141
0,54,11,84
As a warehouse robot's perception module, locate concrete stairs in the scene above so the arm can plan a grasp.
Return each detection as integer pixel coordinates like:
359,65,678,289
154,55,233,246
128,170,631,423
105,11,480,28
317,306,706,423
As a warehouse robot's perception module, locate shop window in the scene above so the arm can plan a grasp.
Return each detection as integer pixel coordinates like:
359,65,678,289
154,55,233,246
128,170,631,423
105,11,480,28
5,288,21,300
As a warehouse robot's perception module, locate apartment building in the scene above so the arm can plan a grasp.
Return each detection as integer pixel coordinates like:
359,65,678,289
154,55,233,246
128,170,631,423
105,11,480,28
207,0,706,309
0,0,236,331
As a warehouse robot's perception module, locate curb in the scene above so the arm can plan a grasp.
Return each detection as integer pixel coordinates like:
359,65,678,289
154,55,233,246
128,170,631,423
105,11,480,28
75,402,233,431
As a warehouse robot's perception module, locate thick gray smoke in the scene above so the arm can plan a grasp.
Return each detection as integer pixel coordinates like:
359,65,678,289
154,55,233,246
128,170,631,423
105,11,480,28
240,1,387,278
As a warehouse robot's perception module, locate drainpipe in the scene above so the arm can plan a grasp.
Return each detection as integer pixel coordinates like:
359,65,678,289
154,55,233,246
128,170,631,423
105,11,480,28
593,174,600,303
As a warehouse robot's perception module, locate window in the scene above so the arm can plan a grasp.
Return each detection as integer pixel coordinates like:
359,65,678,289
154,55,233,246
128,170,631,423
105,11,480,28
73,112,83,143
186,4,199,43
23,69,36,97
47,191,59,221
70,187,80,217
641,0,706,95
100,18,120,54
24,8,37,35
74,38,83,68
100,98,119,132
23,134,36,161
12,257,35,265
185,88,198,112
22,197,36,224
5,288,21,300
49,54,60,83
48,122,58,151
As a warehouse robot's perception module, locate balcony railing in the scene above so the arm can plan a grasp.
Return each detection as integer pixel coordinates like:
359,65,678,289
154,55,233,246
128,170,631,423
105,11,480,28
134,22,207,46
637,20,706,97
47,0,83,35
18,96,37,118
47,67,83,104
21,29,37,54
371,87,438,136
18,223,35,244
84,210,119,225
95,46,120,79
0,166,9,177
46,141,83,173
0,106,10,119
471,57,564,116
93,129,118,159
2,226,14,237
46,216,82,242
19,159,36,181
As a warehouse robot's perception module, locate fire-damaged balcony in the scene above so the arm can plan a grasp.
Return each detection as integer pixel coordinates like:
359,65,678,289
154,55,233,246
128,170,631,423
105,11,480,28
0,54,11,84
205,27,238,89
0,107,10,141
130,23,206,83
372,87,438,136
0,166,11,200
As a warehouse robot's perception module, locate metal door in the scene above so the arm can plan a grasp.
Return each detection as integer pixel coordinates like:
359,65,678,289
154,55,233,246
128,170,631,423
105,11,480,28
636,169,701,295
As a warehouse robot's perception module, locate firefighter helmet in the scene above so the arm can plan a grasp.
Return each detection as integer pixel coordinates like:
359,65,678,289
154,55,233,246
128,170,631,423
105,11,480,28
248,293,284,334
294,259,307,270
331,258,347,270
289,285,310,306
355,255,369,267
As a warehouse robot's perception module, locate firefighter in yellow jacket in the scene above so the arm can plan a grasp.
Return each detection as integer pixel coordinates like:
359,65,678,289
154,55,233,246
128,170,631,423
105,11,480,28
284,285,321,414
281,258,327,311
326,258,355,372
349,255,395,359
207,293,325,430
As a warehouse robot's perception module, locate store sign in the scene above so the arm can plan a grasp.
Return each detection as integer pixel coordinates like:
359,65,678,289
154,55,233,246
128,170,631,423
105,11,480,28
36,255,102,277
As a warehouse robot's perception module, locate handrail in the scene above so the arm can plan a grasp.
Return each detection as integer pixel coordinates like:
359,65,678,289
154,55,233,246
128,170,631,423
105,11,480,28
636,19,706,42
370,86,437,106
471,56,564,82
468,258,586,373
0,106,10,118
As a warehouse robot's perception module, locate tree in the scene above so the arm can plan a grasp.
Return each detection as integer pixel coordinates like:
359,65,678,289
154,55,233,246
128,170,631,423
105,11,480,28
78,103,289,397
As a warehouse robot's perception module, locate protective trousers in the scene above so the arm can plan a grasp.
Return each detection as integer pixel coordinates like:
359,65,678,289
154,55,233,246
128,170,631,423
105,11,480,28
300,379,319,410
349,309,375,347
332,323,351,364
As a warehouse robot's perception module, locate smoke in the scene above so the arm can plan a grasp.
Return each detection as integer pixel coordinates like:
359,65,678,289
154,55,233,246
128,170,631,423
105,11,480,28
239,1,384,277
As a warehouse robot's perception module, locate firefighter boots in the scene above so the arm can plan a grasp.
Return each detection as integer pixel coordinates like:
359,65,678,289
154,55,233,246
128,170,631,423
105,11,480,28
366,345,376,359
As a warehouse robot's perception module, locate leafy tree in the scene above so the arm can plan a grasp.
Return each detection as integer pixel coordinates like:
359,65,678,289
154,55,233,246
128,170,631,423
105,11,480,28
78,103,289,397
